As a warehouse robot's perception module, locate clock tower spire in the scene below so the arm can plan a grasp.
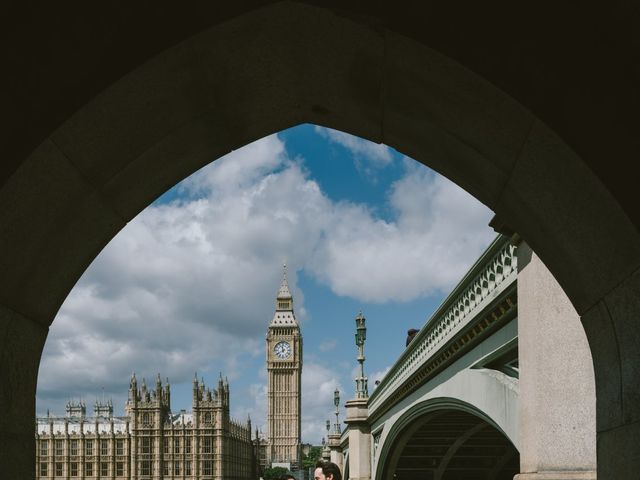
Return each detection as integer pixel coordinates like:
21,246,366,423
266,264,302,470
271,263,296,326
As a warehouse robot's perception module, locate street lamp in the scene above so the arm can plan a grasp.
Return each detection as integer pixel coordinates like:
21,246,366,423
333,388,341,434
354,311,368,399
322,420,331,460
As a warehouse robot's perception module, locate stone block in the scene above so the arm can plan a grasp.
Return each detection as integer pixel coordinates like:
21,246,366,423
602,268,640,425
0,305,47,479
0,139,125,322
494,120,640,315
51,37,214,187
518,249,596,472
383,30,533,207
193,2,384,149
581,301,623,431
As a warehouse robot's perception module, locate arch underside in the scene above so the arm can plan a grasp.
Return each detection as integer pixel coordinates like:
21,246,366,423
389,410,518,480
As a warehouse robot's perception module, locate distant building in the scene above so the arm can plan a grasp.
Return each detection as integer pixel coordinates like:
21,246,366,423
266,265,302,470
35,374,254,479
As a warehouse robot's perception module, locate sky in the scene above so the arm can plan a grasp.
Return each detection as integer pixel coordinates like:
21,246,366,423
36,124,496,444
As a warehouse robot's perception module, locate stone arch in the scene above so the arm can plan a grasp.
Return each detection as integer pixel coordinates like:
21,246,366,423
376,398,518,480
1,3,639,477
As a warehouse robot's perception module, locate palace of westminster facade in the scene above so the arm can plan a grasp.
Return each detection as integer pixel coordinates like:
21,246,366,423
35,268,303,479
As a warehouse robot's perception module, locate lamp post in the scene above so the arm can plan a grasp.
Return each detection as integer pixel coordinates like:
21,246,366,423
333,388,341,434
322,420,331,460
354,311,368,399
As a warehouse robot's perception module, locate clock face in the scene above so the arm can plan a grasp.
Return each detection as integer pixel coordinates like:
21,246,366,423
274,341,292,359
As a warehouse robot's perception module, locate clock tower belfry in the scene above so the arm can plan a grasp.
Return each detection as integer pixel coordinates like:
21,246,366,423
266,264,302,469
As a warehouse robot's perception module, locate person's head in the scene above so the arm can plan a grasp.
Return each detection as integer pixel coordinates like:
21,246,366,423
281,475,295,480
314,460,342,480
406,328,419,346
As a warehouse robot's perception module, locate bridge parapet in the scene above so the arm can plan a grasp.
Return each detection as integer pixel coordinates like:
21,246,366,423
368,235,517,416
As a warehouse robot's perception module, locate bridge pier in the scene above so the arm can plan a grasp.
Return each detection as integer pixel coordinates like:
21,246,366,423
327,433,344,474
515,243,596,480
345,398,371,480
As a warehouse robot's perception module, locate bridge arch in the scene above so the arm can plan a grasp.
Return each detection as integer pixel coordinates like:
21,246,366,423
2,3,639,477
373,366,519,479
376,398,518,480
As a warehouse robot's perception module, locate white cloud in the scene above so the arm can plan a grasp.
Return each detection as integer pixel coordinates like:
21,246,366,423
38,135,303,413
232,361,345,445
37,131,494,444
305,160,494,302
369,367,391,392
319,340,337,352
301,363,343,444
315,126,393,180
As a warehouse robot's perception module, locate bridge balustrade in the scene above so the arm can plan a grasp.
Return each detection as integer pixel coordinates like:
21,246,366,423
368,235,517,417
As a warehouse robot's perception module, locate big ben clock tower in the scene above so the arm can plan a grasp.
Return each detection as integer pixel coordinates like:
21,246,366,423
266,265,302,469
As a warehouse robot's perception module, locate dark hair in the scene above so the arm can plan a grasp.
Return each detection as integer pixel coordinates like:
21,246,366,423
406,328,419,347
281,475,296,480
315,460,342,480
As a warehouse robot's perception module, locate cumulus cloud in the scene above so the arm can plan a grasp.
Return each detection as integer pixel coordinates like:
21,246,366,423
319,340,337,352
37,131,494,443
301,363,344,443
38,134,304,415
315,126,393,180
370,367,391,390
305,160,494,302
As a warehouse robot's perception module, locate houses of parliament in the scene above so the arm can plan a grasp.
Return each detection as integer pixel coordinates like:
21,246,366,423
35,267,303,479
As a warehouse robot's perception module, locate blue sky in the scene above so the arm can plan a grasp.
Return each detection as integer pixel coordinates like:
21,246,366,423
36,124,495,444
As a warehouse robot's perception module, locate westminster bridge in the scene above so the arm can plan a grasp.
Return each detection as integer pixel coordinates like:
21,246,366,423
329,235,596,480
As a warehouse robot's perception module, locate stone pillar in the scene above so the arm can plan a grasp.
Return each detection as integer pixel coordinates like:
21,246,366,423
322,443,331,461
344,399,370,480
0,310,47,480
515,243,596,480
327,433,343,474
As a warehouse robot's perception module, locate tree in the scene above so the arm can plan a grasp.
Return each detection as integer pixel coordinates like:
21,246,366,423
302,446,323,469
263,466,290,480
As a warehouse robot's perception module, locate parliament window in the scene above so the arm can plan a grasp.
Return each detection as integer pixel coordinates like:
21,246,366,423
55,463,63,476
142,437,151,454
185,438,192,453
100,462,108,476
39,463,47,477
141,460,151,476
116,462,124,476
85,439,93,455
55,440,64,456
116,438,124,455
204,412,212,424
40,441,48,456
163,462,169,476
174,438,180,454
85,462,93,476
142,412,150,425
203,437,212,453
163,439,169,453
100,439,108,455
185,461,192,475
174,461,181,475
70,439,78,455
70,462,78,476
203,460,213,475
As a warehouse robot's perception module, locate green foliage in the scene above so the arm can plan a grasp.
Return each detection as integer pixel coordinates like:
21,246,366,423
302,446,323,469
263,466,290,480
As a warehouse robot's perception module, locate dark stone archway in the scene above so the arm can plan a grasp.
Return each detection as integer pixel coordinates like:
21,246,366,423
1,2,639,478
